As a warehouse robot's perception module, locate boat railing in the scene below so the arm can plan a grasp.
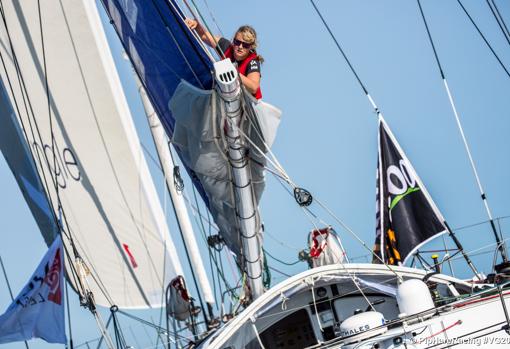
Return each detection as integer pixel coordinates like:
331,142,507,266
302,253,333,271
304,280,510,348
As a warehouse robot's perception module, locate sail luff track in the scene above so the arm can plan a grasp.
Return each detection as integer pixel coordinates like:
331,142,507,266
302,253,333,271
417,0,508,263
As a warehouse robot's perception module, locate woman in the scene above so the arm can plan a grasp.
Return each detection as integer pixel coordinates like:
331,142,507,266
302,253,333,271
185,19,263,99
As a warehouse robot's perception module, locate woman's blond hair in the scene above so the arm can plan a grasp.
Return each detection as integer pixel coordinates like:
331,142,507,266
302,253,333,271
235,25,264,63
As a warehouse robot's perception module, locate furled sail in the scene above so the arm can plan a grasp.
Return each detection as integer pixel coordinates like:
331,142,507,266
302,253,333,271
170,82,281,257
100,0,281,261
373,117,447,265
0,0,182,308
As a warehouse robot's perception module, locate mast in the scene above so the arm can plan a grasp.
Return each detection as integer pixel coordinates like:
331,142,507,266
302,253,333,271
213,59,264,300
135,79,216,317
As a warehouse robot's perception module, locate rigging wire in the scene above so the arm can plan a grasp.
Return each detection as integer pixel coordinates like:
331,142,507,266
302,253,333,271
200,0,224,37
110,306,129,349
456,0,510,79
454,214,510,232
264,249,301,266
190,184,236,299
38,0,96,294
136,138,224,311
99,2,227,315
140,106,211,325
0,0,63,241
0,0,86,295
141,135,236,300
0,255,30,349
237,117,393,271
417,0,508,263
490,0,510,41
309,0,368,96
308,0,484,281
486,0,510,47
37,0,59,207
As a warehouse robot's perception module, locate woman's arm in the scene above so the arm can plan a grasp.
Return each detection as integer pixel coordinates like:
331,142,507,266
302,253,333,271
184,18,221,49
239,72,260,95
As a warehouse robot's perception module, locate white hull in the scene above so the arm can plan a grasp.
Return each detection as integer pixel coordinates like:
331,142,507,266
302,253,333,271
197,264,510,349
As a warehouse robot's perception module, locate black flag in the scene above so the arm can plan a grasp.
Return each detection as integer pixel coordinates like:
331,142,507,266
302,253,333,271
373,117,447,265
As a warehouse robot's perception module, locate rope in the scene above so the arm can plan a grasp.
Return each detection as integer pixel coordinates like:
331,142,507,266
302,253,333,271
111,307,128,349
268,266,291,278
190,184,236,298
139,139,234,301
237,98,399,273
264,249,301,266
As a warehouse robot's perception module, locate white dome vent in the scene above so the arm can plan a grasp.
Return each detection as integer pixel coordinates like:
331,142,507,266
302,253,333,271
339,311,387,344
396,279,435,317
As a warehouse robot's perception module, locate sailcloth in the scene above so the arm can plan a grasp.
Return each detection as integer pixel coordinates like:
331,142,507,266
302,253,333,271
0,236,66,344
99,0,213,205
0,0,182,308
100,0,281,259
0,79,58,245
374,117,447,265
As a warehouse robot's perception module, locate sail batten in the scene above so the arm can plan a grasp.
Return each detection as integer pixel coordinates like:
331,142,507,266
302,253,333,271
0,0,182,309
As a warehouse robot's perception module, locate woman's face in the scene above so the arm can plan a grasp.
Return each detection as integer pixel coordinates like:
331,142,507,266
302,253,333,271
232,32,253,61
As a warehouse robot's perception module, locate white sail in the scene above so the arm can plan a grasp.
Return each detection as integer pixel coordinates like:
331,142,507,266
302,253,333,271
0,0,182,308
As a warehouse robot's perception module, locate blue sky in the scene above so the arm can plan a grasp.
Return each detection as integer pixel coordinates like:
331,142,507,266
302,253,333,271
1,0,509,348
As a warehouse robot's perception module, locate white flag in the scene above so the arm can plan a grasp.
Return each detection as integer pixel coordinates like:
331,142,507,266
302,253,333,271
0,236,66,344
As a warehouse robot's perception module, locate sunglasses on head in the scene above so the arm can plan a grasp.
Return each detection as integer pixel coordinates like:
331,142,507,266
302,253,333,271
233,38,252,49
